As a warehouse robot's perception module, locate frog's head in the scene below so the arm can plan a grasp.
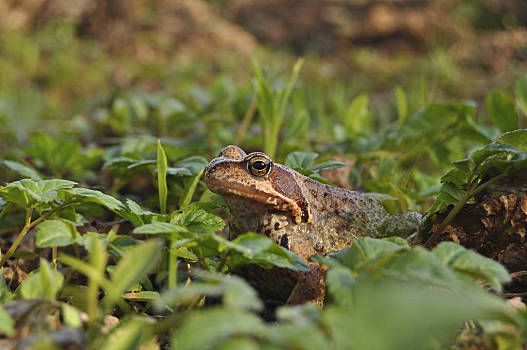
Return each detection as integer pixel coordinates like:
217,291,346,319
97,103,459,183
204,145,311,224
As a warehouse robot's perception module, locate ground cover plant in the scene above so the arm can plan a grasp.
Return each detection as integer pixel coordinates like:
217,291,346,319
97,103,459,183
1,59,527,348
1,2,527,348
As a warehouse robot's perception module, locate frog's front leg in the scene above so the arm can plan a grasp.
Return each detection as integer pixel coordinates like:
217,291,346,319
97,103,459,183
378,211,422,238
285,262,325,306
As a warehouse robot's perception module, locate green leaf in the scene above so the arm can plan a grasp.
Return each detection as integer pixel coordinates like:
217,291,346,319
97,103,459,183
61,303,82,328
323,279,508,350
35,219,79,247
103,240,162,309
0,179,76,208
168,156,208,177
227,233,310,272
60,187,124,211
435,182,466,206
157,272,262,311
309,160,345,173
485,91,518,132
285,152,318,170
4,160,42,180
171,204,224,235
133,222,190,235
325,237,408,271
20,259,64,300
178,169,204,209
395,86,408,123
172,308,266,350
325,266,356,307
515,75,527,116
432,242,510,291
157,140,168,214
123,291,160,302
100,318,149,350
344,93,369,134
498,129,527,152
0,304,15,337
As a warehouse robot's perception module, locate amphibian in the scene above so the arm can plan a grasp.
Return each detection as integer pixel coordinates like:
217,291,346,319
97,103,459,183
204,145,420,306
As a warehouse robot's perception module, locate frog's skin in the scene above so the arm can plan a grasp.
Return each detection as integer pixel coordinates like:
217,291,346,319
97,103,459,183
204,145,420,306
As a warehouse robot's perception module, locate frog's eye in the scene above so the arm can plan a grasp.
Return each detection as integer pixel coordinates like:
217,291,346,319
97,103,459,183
246,154,272,177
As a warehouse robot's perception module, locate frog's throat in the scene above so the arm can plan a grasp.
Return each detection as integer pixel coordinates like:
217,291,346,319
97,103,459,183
210,183,311,224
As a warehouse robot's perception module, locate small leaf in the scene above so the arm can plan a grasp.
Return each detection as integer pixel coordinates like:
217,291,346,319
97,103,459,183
395,86,408,123
515,75,527,116
4,160,42,180
345,93,369,134
309,161,345,173
157,140,168,214
285,152,318,170
20,259,64,300
100,319,148,350
134,222,190,236
36,219,79,247
485,91,518,132
62,303,82,328
169,156,208,177
178,169,204,209
172,205,224,235
123,291,160,302
103,240,162,309
326,238,408,271
60,187,124,211
0,305,15,337
498,129,527,152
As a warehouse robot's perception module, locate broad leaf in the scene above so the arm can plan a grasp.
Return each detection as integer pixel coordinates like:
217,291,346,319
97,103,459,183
0,179,76,208
485,91,518,132
36,219,79,247
0,305,15,336
4,160,42,180
20,259,64,300
172,308,266,350
60,187,124,211
285,152,318,170
103,240,162,309
515,74,527,116
433,242,510,290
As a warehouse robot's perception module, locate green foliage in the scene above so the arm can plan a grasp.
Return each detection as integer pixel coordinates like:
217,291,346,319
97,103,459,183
157,140,168,214
253,59,304,159
1,45,527,349
427,129,527,240
19,259,64,300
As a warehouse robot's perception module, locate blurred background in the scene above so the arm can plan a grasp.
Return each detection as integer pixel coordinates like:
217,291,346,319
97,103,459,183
1,0,527,212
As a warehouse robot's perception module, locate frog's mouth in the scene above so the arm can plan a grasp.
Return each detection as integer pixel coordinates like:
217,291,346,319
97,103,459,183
205,178,304,224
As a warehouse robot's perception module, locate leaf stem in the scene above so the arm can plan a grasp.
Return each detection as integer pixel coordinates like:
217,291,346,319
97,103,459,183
0,202,12,222
1,208,33,266
424,168,512,249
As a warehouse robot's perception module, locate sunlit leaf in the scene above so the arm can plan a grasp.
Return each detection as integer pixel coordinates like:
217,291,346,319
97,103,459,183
172,308,266,350
4,160,42,180
515,75,527,116
103,240,162,309
485,91,518,132
35,219,80,247
20,259,64,300
0,305,15,337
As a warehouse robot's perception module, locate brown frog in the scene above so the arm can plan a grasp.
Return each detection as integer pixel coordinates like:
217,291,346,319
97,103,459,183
204,145,420,307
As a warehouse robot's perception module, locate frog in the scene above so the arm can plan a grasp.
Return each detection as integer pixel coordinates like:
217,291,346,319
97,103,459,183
204,145,421,307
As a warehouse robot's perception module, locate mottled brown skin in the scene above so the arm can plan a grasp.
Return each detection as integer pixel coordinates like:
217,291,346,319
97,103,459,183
204,145,389,306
